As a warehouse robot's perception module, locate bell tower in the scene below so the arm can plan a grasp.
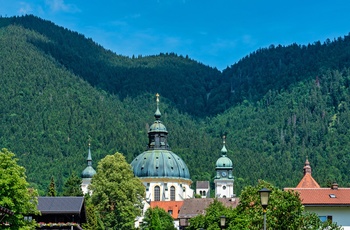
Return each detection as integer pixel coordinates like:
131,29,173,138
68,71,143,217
214,136,235,198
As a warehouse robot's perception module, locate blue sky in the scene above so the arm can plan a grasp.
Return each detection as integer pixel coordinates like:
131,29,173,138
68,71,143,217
1,0,350,70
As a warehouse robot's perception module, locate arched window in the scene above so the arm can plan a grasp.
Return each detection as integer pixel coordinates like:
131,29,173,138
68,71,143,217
203,190,206,196
170,186,175,201
154,186,160,201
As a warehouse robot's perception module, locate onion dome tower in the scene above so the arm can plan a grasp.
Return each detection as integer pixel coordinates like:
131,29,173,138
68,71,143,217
81,143,96,195
214,136,235,198
131,94,193,201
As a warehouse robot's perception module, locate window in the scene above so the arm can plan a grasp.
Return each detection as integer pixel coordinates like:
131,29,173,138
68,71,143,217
154,186,160,201
223,186,226,190
203,190,206,196
319,216,332,223
170,186,175,201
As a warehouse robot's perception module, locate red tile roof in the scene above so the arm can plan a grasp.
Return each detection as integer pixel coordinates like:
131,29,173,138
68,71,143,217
150,201,184,219
285,188,350,205
296,173,320,188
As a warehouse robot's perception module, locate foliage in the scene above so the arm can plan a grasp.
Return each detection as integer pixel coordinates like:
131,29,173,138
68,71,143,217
141,206,176,230
0,148,39,229
46,176,57,197
82,195,104,230
62,173,83,196
90,152,145,229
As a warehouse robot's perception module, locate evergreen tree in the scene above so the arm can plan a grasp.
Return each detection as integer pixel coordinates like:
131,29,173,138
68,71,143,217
90,152,145,229
0,148,39,229
47,176,57,197
62,173,83,196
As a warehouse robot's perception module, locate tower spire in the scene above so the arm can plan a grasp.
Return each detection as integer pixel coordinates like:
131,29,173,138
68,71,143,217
155,93,161,120
221,135,227,156
303,156,312,175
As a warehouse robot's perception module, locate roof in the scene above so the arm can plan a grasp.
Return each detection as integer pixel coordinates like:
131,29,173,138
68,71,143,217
296,173,320,188
0,206,14,215
150,201,184,219
178,198,239,219
285,188,350,206
196,181,210,189
38,197,85,214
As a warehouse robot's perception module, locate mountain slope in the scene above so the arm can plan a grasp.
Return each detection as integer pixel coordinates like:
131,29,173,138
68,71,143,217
2,15,350,195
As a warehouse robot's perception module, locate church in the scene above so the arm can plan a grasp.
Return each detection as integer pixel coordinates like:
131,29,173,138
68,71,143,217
80,94,235,227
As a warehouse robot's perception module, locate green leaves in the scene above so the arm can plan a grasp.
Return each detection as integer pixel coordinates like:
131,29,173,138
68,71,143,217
141,207,176,230
89,152,145,229
0,148,39,229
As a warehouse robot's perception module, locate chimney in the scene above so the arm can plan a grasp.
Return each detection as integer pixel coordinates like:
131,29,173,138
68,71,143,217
331,182,339,190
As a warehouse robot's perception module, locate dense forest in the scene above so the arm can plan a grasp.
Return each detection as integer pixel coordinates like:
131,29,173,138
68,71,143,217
1,15,350,195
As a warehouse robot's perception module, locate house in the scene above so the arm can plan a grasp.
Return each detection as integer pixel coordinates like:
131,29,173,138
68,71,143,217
178,198,239,229
196,181,210,198
285,159,350,229
34,197,86,230
150,201,184,229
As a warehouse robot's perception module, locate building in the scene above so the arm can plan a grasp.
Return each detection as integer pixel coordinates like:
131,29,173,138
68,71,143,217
150,201,184,229
285,158,350,229
34,197,86,230
81,143,96,195
196,181,210,198
214,137,235,198
178,197,239,229
130,94,194,202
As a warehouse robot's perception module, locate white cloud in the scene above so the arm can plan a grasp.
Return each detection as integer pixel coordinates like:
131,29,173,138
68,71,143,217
18,2,33,15
45,0,80,13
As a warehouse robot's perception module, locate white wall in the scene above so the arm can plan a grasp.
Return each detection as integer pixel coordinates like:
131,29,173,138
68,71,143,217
306,206,350,227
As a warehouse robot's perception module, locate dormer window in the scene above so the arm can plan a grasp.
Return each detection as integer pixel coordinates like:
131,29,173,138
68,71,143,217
329,194,336,198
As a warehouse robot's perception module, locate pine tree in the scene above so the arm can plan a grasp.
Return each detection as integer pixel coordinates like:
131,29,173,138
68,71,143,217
47,176,57,197
63,173,83,196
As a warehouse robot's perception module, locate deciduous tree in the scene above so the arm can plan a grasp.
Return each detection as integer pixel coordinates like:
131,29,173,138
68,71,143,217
90,152,145,229
141,206,176,230
0,148,39,229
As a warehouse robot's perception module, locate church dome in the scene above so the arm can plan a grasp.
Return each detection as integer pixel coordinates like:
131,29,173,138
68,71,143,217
131,93,190,180
82,166,96,178
131,149,190,179
216,155,233,168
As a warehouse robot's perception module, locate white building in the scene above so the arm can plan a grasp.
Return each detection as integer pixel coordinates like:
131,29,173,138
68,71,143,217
285,158,350,229
214,137,235,198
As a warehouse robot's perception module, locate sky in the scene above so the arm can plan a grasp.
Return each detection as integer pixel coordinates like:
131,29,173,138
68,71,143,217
1,0,350,70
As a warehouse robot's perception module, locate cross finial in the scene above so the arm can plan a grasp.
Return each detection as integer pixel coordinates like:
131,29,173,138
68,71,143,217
156,93,160,103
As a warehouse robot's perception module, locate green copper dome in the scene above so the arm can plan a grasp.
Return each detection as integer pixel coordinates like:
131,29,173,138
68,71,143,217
216,155,233,168
131,94,190,180
131,149,190,179
81,145,96,178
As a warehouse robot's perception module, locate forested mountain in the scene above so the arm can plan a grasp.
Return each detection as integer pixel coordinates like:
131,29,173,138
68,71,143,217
1,15,350,195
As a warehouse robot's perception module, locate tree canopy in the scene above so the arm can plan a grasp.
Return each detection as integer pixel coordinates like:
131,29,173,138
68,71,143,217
189,180,341,230
0,148,39,229
141,206,176,230
62,173,83,196
89,152,145,229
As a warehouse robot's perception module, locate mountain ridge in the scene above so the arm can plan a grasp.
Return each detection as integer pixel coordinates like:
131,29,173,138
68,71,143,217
1,15,350,195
